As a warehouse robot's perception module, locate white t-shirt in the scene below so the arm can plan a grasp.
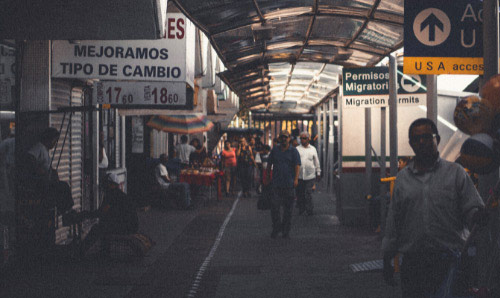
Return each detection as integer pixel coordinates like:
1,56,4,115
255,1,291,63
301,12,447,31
296,144,321,180
175,143,196,164
155,163,170,189
99,148,109,169
27,142,51,172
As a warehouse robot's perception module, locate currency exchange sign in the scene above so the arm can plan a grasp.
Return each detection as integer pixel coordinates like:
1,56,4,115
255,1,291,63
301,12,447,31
404,0,483,75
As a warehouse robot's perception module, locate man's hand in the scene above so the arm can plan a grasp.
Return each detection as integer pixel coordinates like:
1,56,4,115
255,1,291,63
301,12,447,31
294,178,298,188
383,253,397,286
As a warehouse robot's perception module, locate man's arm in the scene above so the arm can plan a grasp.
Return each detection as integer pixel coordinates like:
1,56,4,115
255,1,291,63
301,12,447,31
264,150,273,185
313,149,321,179
294,165,300,188
294,149,301,188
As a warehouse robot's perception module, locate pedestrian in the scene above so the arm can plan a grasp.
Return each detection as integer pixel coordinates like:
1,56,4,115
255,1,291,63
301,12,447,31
264,130,301,239
221,140,237,196
236,137,255,198
272,137,279,148
382,118,488,297
175,135,195,169
155,154,191,208
189,138,207,168
296,132,320,216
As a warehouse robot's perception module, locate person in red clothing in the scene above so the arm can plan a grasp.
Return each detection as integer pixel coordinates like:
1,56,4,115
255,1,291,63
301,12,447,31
221,140,237,196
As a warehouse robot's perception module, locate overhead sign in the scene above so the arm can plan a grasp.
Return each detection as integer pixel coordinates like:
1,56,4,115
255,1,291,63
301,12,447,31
52,13,195,87
404,0,484,74
92,81,192,109
342,67,427,109
0,44,15,108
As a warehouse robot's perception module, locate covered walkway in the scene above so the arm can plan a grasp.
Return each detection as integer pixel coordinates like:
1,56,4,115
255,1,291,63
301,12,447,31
0,186,395,298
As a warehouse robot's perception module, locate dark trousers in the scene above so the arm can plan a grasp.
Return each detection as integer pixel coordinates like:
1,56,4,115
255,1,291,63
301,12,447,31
296,179,314,214
270,187,295,234
238,166,252,193
401,251,454,298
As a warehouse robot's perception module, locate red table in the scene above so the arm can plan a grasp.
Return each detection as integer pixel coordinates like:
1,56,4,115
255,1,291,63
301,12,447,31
179,171,223,200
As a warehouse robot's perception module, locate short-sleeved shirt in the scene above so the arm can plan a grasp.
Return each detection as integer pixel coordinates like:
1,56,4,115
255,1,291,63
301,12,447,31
155,163,170,189
27,142,51,172
382,158,484,254
175,143,196,164
221,148,237,167
268,145,301,188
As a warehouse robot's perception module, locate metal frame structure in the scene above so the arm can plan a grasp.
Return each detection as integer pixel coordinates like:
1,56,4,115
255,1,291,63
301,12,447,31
172,0,404,113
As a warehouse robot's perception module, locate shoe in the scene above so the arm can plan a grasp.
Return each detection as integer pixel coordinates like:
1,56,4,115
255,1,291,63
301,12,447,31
271,229,280,239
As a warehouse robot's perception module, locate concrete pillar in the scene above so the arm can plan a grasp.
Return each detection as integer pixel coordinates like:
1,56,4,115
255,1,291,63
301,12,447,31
426,75,438,124
365,108,372,196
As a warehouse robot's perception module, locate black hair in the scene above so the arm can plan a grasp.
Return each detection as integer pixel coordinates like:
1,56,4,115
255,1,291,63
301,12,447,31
263,145,271,151
181,135,188,143
159,153,168,161
40,127,60,142
408,118,440,142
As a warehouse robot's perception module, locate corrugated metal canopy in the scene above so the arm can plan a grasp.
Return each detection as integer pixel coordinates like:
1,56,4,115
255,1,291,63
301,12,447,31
173,0,403,113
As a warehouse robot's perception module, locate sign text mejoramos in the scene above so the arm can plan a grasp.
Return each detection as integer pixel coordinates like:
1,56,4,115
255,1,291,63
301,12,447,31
342,67,427,109
52,14,195,86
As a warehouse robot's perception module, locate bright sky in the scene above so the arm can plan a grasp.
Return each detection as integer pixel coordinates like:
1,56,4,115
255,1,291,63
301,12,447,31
437,75,478,93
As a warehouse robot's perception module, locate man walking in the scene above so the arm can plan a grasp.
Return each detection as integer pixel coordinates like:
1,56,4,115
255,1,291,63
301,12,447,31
382,118,487,297
296,131,320,216
265,130,301,239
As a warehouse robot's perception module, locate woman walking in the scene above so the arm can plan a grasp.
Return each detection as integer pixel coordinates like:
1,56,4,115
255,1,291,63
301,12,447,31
236,137,255,198
221,140,237,196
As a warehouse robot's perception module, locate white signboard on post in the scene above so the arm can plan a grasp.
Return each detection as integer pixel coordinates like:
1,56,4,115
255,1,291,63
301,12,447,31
342,67,427,109
92,81,188,107
52,13,195,87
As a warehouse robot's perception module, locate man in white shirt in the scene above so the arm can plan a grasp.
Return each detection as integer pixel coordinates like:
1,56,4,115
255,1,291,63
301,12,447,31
155,154,191,209
175,135,195,168
296,131,321,216
155,154,171,190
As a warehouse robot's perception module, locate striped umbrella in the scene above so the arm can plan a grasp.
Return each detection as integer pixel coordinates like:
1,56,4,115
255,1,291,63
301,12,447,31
146,114,214,134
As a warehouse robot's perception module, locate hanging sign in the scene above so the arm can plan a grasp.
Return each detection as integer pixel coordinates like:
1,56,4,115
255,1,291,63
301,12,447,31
342,67,427,109
52,13,195,87
92,81,190,109
131,116,144,154
404,0,484,74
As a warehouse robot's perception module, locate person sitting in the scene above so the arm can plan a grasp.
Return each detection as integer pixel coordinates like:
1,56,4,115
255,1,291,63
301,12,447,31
155,154,191,209
80,173,138,256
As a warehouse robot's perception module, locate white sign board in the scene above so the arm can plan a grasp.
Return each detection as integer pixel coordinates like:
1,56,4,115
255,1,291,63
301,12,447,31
93,81,186,107
0,44,15,107
131,116,144,153
342,67,427,109
52,13,195,87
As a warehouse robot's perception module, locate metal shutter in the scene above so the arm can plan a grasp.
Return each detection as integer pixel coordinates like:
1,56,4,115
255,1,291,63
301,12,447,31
50,81,83,244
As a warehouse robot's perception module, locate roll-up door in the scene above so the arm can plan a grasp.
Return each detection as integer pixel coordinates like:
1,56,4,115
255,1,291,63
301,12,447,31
50,80,84,244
